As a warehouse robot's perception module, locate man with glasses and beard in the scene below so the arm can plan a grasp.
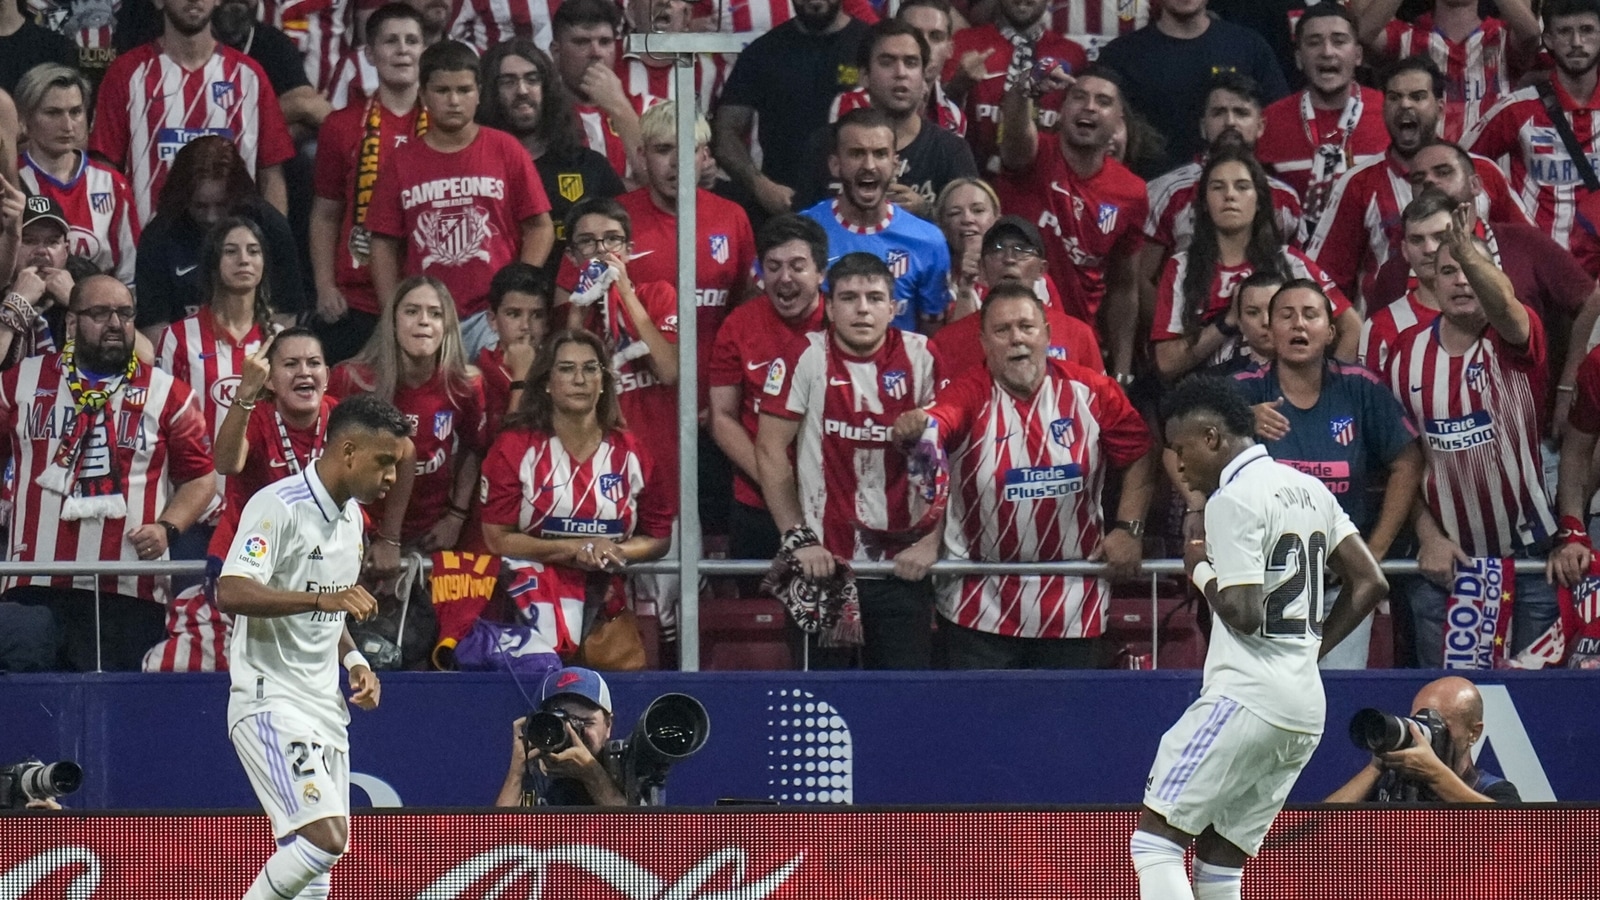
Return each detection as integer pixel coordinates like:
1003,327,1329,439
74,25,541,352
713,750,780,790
714,0,871,219
0,275,214,671
89,0,295,225
479,38,625,278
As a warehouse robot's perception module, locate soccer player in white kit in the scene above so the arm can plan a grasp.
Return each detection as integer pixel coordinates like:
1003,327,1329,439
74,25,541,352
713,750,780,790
217,395,412,900
1130,375,1389,900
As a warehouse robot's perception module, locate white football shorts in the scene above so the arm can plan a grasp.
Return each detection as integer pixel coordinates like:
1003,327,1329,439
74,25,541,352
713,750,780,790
1142,695,1319,856
231,711,350,838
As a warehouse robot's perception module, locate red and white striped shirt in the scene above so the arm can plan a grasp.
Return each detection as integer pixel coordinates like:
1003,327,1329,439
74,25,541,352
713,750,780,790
156,313,268,524
1053,0,1149,57
1152,246,1350,347
1360,290,1438,373
929,358,1150,638
260,0,348,93
1255,87,1389,230
18,151,140,285
1305,150,1529,304
762,328,941,561
448,0,556,52
620,53,731,119
705,0,878,34
576,103,631,181
89,41,296,226
479,426,673,541
1388,313,1556,557
942,24,1087,176
1143,158,1304,254
1465,77,1600,250
0,355,213,603
829,83,966,138
324,50,376,110
1381,14,1514,143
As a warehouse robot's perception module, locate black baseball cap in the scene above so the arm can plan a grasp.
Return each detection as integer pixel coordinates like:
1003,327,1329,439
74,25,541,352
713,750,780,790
981,215,1045,256
21,195,69,237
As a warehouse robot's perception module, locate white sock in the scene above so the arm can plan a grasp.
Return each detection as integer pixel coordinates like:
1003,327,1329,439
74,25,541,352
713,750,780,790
1191,858,1244,900
1129,830,1190,900
242,836,341,900
297,874,330,900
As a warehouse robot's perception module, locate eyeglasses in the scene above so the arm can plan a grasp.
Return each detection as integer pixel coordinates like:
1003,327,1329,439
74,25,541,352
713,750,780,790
72,306,136,324
554,361,605,380
571,235,628,256
495,72,542,91
984,241,1040,259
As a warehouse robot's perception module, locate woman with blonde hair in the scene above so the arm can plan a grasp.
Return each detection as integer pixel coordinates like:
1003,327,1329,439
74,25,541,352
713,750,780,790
935,177,999,321
331,275,489,566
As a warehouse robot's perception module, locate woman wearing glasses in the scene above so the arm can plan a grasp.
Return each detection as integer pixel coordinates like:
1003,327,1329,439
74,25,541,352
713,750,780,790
331,276,489,572
480,330,672,653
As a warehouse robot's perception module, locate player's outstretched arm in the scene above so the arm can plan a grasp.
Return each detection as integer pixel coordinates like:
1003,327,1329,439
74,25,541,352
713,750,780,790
216,576,378,621
1320,534,1389,660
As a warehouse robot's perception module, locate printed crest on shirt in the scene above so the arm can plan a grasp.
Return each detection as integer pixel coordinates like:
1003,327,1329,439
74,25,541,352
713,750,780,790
887,249,910,279
1330,416,1355,447
599,472,626,502
433,411,454,440
763,358,787,396
1096,203,1119,234
416,207,494,268
1049,417,1075,447
882,369,908,400
558,173,584,202
211,81,237,108
710,234,729,264
90,192,113,215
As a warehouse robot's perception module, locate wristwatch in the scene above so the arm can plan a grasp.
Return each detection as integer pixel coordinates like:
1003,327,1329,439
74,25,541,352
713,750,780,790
1111,519,1145,538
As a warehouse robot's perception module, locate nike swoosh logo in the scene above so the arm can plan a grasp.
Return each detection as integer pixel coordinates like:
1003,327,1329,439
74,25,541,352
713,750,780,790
176,264,197,276
1409,385,1423,393
829,377,852,386
199,352,218,360
268,458,288,467
628,250,655,261
746,359,772,371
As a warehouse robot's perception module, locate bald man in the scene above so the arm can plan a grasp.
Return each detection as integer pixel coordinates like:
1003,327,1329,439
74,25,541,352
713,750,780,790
1325,676,1520,804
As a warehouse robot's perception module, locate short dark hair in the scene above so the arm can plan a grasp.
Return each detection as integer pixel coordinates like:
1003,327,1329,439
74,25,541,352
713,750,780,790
1236,268,1286,298
828,251,894,292
1417,139,1475,180
1380,54,1445,99
1205,71,1263,112
488,262,552,313
895,0,952,29
267,326,324,364
1403,186,1459,228
1293,2,1359,43
364,2,425,44
979,282,1044,325
1544,0,1600,27
326,393,412,441
564,196,632,244
1160,374,1255,439
757,214,829,271
1268,277,1335,318
553,0,622,38
832,106,894,153
858,18,930,71
420,40,480,90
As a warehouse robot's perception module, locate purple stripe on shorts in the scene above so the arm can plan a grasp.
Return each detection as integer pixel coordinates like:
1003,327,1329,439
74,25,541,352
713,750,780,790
1157,698,1240,803
260,714,299,816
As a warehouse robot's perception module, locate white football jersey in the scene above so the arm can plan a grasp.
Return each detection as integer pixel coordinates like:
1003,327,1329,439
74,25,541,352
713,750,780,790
1201,445,1359,734
223,466,365,748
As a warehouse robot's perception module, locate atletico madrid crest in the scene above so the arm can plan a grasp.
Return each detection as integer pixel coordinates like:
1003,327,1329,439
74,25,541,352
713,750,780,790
1465,361,1487,392
1096,203,1119,234
882,370,907,399
887,250,909,278
599,473,626,502
558,173,584,202
1330,416,1355,446
709,234,729,264
91,192,113,215
211,81,237,108
434,411,453,440
1049,417,1075,447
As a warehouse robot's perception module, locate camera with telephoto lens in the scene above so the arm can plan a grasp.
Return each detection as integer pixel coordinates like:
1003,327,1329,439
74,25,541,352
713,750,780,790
1349,707,1452,759
0,759,83,809
608,693,710,806
523,709,580,754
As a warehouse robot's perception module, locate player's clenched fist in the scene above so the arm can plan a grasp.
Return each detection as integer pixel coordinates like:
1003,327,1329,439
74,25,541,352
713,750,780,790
348,665,381,710
318,585,379,621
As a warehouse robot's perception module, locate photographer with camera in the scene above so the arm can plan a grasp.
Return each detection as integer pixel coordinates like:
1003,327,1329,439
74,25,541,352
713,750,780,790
1326,676,1520,804
496,666,627,807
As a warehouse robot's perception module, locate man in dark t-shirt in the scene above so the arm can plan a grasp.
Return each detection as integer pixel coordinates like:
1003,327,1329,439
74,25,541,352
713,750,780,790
0,5,76,96
713,0,870,219
1097,0,1288,177
1326,676,1523,804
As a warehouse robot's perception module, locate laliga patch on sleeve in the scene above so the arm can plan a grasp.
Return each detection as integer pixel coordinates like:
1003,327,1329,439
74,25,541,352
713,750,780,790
237,534,270,568
763,359,787,396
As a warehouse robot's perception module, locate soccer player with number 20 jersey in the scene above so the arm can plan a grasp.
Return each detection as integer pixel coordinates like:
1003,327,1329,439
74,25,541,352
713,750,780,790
1131,375,1386,900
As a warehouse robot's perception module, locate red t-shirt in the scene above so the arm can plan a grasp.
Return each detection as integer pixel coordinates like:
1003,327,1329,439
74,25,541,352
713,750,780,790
932,302,1103,381
365,126,551,318
313,99,427,315
558,187,755,406
706,297,826,509
994,139,1147,323
477,345,516,440
328,364,489,546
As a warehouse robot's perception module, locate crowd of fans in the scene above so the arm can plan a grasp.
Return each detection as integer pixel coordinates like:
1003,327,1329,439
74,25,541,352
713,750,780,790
0,0,1597,674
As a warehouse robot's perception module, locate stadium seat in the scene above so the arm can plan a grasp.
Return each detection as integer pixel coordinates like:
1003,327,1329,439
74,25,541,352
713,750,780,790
1105,594,1206,669
700,597,794,670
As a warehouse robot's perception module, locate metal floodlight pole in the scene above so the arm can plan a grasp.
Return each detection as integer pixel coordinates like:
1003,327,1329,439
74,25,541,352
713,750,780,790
624,31,752,672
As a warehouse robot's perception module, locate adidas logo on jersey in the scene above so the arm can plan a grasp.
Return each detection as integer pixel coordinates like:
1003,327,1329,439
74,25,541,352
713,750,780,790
308,546,324,561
